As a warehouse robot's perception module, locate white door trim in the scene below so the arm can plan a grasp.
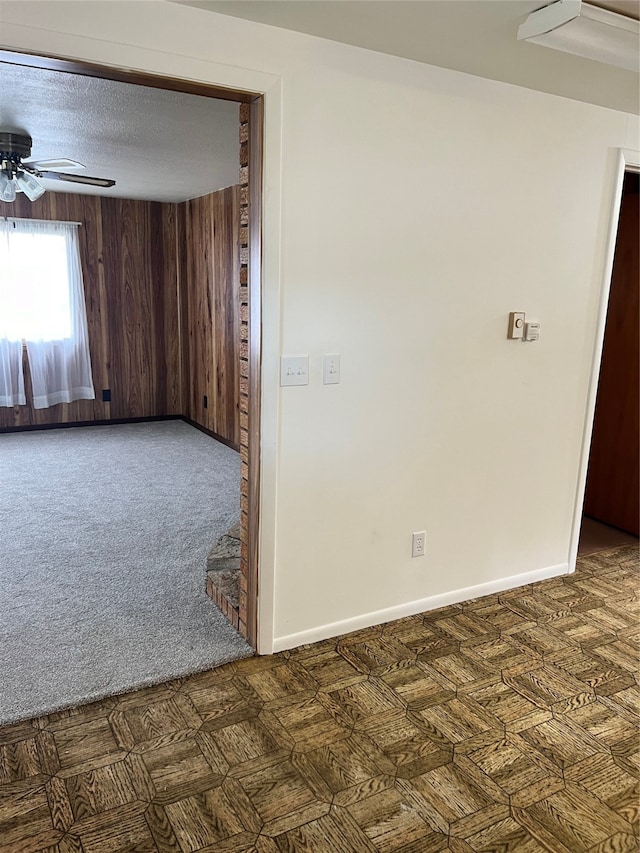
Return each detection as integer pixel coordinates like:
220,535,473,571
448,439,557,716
568,147,640,572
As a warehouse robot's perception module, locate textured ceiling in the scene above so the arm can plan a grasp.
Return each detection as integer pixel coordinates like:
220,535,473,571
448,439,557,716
175,0,639,114
593,0,639,17
0,63,240,203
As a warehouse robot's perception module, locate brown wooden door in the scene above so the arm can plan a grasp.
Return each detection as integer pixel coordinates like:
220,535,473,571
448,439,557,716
584,172,639,535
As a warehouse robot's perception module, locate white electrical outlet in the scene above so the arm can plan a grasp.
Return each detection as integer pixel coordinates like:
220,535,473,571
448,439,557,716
412,531,426,558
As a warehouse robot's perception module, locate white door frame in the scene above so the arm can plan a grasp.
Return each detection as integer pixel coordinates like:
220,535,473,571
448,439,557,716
568,147,640,571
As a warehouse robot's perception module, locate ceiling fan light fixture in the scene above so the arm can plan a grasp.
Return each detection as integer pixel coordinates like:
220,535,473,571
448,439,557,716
0,130,115,199
0,171,17,203
517,0,639,72
16,170,45,202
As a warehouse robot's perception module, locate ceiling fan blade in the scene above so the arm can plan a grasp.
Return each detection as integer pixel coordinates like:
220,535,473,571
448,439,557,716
25,158,85,171
38,171,116,188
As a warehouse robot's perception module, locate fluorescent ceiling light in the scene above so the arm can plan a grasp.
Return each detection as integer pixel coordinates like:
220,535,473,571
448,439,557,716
518,0,639,72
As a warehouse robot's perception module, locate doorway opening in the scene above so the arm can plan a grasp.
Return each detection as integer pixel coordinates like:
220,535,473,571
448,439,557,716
577,169,639,558
0,50,263,720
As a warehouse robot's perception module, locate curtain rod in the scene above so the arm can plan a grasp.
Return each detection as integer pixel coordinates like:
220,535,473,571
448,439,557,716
1,216,82,227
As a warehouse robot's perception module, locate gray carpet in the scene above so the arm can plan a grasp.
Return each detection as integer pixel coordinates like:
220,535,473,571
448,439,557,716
0,420,252,725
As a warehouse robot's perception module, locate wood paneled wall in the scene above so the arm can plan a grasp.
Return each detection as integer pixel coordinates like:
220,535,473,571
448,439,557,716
0,192,182,428
179,186,240,447
0,187,240,444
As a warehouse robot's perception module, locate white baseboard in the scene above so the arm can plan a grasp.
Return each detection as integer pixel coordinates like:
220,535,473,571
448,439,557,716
272,562,569,653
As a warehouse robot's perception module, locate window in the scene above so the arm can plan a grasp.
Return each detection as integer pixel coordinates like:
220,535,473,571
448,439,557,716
0,219,95,409
0,227,72,341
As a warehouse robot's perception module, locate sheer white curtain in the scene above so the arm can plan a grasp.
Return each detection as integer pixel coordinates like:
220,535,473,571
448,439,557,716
0,221,26,406
0,338,25,407
0,218,95,409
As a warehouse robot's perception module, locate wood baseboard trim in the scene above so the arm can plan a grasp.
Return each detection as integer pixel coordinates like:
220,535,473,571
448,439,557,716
272,562,569,653
0,415,178,434
179,417,240,453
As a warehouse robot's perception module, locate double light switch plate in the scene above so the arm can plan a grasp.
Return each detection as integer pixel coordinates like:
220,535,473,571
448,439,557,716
280,355,309,386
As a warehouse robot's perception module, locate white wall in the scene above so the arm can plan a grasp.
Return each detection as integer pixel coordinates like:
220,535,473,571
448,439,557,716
2,1,637,652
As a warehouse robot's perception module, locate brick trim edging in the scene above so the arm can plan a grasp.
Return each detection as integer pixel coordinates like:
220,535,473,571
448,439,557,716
209,102,250,640
206,576,241,631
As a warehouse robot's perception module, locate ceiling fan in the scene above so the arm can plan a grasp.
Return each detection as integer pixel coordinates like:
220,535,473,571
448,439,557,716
0,131,116,203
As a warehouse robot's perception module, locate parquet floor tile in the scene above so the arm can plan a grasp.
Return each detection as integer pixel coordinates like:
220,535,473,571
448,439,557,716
357,709,451,779
1,544,638,852
379,661,455,710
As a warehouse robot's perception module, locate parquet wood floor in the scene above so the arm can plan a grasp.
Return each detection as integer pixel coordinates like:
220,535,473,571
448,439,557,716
1,545,638,852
